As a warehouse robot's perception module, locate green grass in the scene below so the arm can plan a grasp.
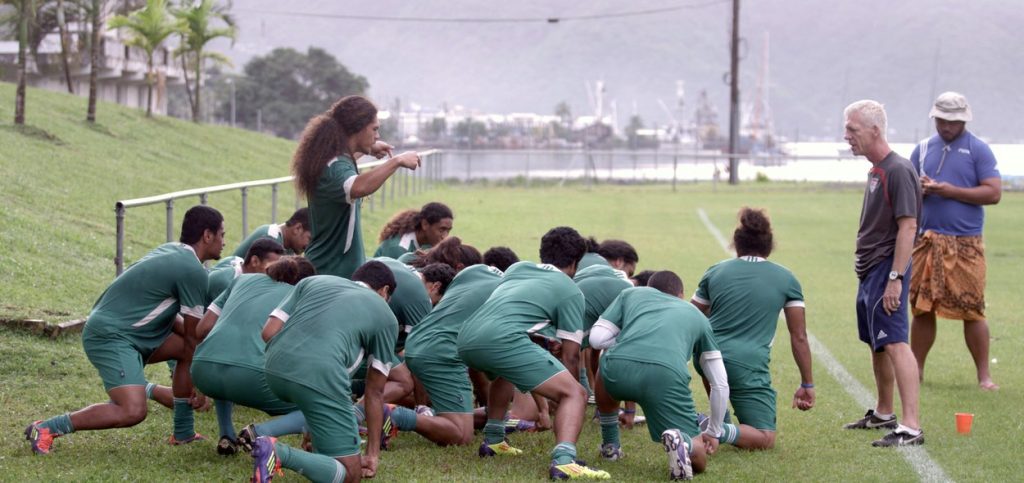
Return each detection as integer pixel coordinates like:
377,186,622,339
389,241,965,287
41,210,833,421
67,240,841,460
2,83,1023,481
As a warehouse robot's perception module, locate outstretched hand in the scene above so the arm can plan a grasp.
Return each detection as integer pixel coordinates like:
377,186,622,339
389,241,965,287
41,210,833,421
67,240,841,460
370,141,394,159
393,151,421,170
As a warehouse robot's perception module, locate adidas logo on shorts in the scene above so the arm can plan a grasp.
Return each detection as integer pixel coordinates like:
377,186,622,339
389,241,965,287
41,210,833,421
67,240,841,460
877,330,888,339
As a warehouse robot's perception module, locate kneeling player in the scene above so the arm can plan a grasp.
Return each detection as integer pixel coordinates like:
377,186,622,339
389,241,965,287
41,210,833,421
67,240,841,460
590,271,728,480
191,256,316,455
251,261,400,482
26,206,224,454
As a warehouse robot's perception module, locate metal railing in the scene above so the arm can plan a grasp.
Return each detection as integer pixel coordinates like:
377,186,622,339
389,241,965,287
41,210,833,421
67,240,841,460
114,149,441,275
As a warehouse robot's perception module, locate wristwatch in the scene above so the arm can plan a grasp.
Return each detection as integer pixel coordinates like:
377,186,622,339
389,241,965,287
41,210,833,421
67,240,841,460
888,271,904,281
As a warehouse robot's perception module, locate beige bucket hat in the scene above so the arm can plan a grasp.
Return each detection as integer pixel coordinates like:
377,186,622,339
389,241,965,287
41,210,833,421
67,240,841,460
929,91,972,122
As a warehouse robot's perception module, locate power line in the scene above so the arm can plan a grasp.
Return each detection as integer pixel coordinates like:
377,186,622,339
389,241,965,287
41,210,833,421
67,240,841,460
234,0,730,25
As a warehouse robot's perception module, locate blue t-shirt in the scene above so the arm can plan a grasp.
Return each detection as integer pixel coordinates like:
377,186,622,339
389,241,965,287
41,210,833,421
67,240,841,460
910,131,1000,236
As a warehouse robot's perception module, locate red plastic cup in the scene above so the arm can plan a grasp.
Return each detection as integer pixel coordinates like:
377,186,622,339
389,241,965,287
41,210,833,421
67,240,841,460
955,413,974,435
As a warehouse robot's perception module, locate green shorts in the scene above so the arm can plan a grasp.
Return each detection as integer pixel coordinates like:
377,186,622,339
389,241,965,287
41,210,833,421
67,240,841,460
601,357,698,441
192,361,298,416
405,355,473,414
265,373,360,457
82,332,150,392
725,362,777,431
459,340,565,392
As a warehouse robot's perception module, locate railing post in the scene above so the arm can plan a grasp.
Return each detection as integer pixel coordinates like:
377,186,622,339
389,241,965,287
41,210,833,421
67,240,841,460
525,152,531,187
672,155,678,192
115,203,126,275
380,178,387,211
241,187,249,236
165,199,174,242
271,183,279,223
199,193,208,205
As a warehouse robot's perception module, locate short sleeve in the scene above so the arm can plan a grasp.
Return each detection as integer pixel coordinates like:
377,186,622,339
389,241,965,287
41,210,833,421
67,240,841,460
270,284,301,323
784,273,805,308
889,165,920,220
318,158,359,204
693,269,712,305
209,276,238,314
973,142,1001,181
597,291,626,330
367,313,400,375
695,320,721,357
554,291,585,344
177,264,209,319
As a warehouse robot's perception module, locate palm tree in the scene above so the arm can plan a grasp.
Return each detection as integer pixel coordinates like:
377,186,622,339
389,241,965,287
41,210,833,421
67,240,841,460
13,0,32,125
107,0,178,117
173,0,236,123
86,0,102,122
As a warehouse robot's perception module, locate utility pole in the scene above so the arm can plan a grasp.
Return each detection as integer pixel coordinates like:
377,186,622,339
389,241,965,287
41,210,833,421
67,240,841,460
728,0,741,184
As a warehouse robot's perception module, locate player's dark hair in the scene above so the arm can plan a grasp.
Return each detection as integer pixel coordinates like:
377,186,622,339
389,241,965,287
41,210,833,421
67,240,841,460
632,270,656,287
353,260,397,294
421,263,456,296
180,205,223,245
245,238,286,265
539,226,587,269
648,271,684,296
585,236,601,253
597,240,639,264
410,236,481,270
378,202,454,242
266,256,317,285
284,207,310,229
483,246,519,272
292,95,378,197
733,207,774,257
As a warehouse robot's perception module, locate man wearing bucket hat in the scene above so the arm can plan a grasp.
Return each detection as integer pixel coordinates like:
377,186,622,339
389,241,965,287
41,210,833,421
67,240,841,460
909,92,1002,391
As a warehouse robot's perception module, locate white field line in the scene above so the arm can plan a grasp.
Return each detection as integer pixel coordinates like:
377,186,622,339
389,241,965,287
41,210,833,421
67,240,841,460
695,208,951,483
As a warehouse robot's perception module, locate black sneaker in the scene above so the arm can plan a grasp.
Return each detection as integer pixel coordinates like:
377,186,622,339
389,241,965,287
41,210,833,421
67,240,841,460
872,428,924,447
236,424,258,453
216,436,238,456
843,409,897,430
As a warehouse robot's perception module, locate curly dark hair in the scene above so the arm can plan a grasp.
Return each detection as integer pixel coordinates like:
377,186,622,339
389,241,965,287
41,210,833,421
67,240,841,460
597,239,638,265
378,202,454,242
539,226,587,269
420,262,457,296
266,256,317,285
409,236,481,270
733,207,774,257
483,246,519,272
292,95,378,197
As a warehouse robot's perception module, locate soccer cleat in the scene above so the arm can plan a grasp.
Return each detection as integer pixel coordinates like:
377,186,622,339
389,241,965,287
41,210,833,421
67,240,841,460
505,418,537,434
415,405,435,417
549,460,611,480
843,409,897,430
237,425,258,453
381,404,400,450
662,429,693,481
168,432,206,445
217,436,239,456
632,415,647,426
478,439,524,457
599,443,624,461
24,421,57,455
872,428,925,447
587,394,596,405
251,436,282,483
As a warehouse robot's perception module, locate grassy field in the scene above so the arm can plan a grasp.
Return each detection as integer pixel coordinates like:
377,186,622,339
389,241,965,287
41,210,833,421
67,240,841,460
2,83,1023,481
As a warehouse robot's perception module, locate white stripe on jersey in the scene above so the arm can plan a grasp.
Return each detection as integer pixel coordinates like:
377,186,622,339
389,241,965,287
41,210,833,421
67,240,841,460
526,320,550,334
270,308,290,323
132,297,177,328
347,348,365,375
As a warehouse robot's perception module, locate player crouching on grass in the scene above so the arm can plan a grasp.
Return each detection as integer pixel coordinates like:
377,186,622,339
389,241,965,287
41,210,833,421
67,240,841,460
251,261,400,482
457,226,611,480
590,271,728,481
26,206,225,454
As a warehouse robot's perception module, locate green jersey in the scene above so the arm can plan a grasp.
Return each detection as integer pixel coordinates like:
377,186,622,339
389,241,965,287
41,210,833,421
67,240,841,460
232,223,290,259
597,287,720,378
194,274,293,371
373,257,432,350
397,251,420,264
207,256,243,304
374,231,430,259
458,261,585,349
578,252,609,271
405,264,504,362
265,275,399,397
693,256,804,370
305,155,364,278
574,264,633,347
85,243,208,352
